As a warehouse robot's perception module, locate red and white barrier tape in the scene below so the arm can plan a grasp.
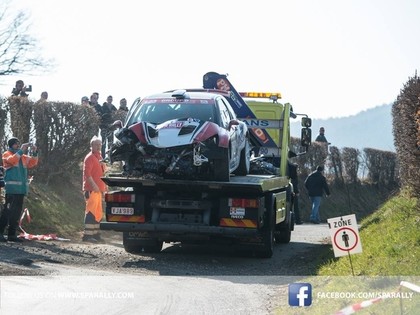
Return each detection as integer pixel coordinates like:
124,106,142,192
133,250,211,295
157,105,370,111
334,297,383,315
400,281,420,293
18,208,70,241
334,281,419,315
19,207,31,226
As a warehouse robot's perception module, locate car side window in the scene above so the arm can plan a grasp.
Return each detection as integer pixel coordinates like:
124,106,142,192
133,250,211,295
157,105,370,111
217,98,230,129
222,98,237,121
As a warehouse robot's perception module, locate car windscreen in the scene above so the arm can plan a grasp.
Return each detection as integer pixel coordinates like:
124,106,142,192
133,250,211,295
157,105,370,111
126,99,218,126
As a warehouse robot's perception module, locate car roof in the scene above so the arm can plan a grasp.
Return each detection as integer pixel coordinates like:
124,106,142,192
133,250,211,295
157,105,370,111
144,89,229,101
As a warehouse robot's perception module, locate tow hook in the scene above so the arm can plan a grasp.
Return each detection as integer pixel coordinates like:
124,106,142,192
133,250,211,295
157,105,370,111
193,145,208,166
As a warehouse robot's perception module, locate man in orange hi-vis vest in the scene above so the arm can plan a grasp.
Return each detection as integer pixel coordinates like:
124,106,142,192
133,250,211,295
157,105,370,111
82,136,107,242
0,137,38,242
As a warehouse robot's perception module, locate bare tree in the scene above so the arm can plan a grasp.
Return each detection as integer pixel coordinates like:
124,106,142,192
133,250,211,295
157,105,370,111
0,3,53,76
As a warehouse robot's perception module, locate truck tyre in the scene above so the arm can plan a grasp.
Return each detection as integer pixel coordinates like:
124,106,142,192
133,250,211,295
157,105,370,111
142,240,163,253
275,225,291,244
213,147,230,181
123,243,143,254
123,240,163,254
123,232,163,254
257,197,275,258
234,139,250,176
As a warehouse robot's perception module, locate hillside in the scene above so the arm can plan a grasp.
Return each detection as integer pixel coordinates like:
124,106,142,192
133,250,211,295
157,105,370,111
22,169,85,239
291,103,395,152
275,189,420,315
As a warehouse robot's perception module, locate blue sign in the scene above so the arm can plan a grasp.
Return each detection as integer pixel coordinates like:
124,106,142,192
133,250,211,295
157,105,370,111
288,283,312,307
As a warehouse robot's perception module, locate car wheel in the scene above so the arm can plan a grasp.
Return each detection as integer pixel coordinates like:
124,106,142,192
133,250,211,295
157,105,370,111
234,139,250,176
213,147,230,181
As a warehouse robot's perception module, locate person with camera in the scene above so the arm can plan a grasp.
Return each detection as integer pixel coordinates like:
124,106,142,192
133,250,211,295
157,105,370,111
11,80,31,97
0,137,38,242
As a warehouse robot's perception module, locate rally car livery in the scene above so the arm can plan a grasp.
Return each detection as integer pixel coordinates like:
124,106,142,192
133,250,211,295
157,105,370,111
109,90,250,181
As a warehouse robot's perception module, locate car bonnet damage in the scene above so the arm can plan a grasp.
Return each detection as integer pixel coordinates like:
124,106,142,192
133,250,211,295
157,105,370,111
110,117,227,179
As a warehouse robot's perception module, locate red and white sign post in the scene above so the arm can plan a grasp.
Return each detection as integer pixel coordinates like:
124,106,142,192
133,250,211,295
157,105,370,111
327,214,362,275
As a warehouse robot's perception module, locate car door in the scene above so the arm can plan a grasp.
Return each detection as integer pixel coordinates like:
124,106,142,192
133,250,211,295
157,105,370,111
217,97,239,169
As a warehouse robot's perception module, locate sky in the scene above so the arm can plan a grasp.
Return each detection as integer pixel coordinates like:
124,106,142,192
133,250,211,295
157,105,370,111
1,0,420,119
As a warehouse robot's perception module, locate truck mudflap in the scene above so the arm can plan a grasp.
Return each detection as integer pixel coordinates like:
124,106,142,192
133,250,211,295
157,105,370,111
100,222,260,238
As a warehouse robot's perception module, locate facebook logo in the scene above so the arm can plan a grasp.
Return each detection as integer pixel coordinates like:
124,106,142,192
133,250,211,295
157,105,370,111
288,283,312,306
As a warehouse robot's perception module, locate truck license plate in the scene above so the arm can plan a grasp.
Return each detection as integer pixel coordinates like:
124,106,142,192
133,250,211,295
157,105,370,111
111,207,134,215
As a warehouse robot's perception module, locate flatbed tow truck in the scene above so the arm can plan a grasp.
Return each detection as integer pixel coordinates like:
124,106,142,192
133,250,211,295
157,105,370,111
100,72,311,258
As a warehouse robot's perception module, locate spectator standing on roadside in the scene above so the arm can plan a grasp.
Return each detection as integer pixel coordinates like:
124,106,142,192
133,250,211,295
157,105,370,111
304,165,330,224
315,127,330,144
81,96,90,106
40,91,48,101
100,95,117,158
0,138,38,242
89,93,102,114
119,98,128,111
89,93,102,136
11,80,29,97
113,98,129,125
82,136,107,243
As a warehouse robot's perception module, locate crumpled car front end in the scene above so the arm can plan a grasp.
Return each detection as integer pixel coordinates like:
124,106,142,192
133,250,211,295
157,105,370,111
110,118,225,179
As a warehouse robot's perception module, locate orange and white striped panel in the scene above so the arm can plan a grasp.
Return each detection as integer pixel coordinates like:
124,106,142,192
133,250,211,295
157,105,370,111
219,218,257,228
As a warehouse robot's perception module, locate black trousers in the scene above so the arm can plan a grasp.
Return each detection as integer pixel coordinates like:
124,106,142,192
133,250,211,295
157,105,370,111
0,194,25,236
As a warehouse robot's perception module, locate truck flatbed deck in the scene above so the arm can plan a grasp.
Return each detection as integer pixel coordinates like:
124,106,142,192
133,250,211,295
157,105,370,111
102,174,289,195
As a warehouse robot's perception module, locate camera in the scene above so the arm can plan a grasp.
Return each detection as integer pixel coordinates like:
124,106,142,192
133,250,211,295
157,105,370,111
25,85,32,92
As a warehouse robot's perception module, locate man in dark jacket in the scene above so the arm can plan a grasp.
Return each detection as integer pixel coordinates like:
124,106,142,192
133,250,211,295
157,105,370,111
304,165,330,224
100,95,117,158
315,127,330,144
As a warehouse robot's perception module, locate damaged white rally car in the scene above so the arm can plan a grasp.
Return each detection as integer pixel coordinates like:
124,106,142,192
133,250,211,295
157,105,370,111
109,89,250,181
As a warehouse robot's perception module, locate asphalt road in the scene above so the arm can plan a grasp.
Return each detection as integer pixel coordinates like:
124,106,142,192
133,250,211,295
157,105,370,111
0,223,331,315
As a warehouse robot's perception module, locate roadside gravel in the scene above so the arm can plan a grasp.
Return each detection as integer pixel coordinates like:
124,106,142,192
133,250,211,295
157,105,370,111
0,223,331,277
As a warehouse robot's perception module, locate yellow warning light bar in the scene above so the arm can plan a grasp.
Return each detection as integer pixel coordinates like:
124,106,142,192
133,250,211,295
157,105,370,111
239,92,282,101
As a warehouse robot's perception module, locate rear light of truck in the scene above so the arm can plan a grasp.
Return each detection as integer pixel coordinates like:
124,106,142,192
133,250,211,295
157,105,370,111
229,198,259,208
105,192,135,203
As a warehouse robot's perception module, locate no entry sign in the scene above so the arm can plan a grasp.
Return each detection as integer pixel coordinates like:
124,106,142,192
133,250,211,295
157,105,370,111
327,214,363,257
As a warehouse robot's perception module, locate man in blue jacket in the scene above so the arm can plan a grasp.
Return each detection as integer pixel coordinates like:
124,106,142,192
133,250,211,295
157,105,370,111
0,137,38,242
304,165,330,224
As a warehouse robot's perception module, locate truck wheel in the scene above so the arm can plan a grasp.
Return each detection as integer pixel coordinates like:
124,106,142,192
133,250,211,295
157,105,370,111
257,198,275,258
123,243,143,254
234,139,250,176
275,227,291,244
142,241,163,253
123,240,163,254
213,147,230,181
123,232,163,254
